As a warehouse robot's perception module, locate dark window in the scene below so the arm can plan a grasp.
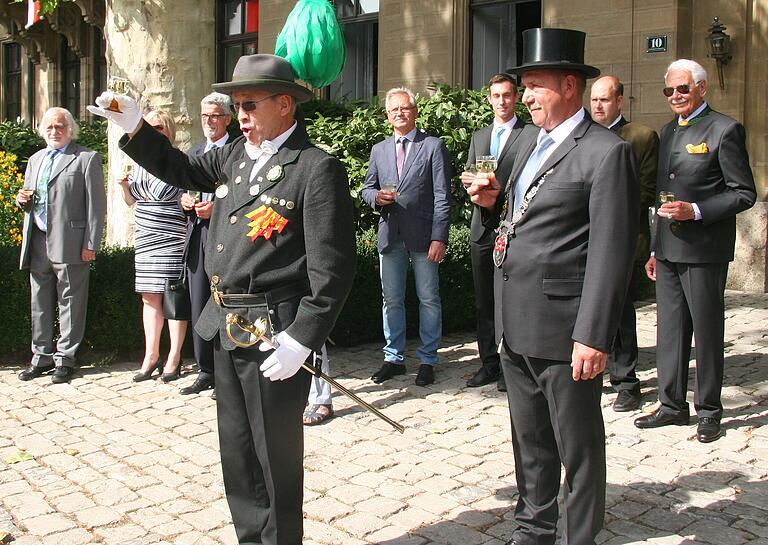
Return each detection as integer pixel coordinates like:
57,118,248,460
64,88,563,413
3,43,22,120
217,0,259,82
470,0,540,89
27,57,35,122
61,37,80,116
329,1,378,102
93,27,107,101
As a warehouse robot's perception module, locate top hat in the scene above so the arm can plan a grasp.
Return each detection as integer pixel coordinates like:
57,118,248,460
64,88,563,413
509,28,600,79
212,54,314,103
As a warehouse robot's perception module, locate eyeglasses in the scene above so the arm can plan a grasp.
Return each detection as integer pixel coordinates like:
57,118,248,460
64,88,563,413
388,106,415,115
230,94,276,114
662,84,697,97
201,113,229,121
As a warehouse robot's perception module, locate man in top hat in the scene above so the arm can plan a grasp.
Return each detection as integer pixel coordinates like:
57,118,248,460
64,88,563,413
635,59,755,443
469,28,639,545
590,75,659,411
88,54,356,545
461,72,527,391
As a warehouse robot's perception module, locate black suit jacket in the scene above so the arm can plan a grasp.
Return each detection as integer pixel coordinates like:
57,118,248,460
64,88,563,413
494,111,640,361
465,118,527,243
121,122,357,351
183,141,210,262
654,107,756,263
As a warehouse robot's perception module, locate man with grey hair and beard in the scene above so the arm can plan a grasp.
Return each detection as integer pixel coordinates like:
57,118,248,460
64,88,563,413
179,91,232,396
635,59,756,443
16,107,106,384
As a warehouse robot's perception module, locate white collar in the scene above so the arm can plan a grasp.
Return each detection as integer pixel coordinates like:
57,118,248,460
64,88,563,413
538,107,586,147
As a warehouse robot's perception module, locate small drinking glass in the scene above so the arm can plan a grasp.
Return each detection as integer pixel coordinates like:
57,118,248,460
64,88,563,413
380,181,398,193
188,190,202,200
659,191,676,204
476,155,497,173
106,76,134,113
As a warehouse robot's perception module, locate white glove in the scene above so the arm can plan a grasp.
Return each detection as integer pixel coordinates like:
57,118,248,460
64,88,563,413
86,92,142,134
258,331,311,381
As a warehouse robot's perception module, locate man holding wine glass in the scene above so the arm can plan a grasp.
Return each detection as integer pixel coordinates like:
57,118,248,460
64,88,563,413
460,73,528,391
361,87,452,387
179,92,232,397
635,59,756,443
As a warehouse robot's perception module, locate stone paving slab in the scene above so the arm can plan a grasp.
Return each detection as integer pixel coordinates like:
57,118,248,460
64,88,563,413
1,291,767,545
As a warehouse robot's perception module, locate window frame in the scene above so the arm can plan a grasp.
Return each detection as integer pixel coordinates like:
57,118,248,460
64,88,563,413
216,0,259,83
3,42,22,121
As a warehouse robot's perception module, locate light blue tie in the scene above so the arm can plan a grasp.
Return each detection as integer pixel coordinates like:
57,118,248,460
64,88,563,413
490,126,505,159
34,148,59,219
512,134,555,213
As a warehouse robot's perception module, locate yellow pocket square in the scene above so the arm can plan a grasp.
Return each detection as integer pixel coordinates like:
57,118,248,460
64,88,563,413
686,143,709,154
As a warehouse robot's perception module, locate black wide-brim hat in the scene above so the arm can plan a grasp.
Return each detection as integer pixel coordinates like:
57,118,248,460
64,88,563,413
509,28,601,79
212,54,315,103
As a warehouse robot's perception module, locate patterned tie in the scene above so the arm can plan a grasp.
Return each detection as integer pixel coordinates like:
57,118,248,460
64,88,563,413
512,134,555,214
34,148,59,217
490,126,505,158
396,137,407,178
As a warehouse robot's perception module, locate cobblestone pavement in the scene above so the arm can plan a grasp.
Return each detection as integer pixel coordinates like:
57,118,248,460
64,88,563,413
1,291,767,545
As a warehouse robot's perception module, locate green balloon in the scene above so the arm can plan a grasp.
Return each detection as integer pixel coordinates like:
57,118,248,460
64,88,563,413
275,0,346,89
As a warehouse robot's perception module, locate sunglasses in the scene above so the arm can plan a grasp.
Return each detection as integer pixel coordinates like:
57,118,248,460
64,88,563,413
662,84,695,97
230,94,276,114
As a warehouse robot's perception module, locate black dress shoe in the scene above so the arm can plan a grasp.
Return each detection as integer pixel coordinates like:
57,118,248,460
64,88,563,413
613,389,642,412
497,373,507,392
51,366,74,384
466,366,500,387
371,363,406,384
18,363,54,381
415,364,435,386
634,408,689,429
180,375,215,395
697,417,722,443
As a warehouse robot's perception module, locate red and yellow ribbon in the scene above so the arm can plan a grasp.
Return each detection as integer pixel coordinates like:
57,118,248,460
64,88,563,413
245,205,289,240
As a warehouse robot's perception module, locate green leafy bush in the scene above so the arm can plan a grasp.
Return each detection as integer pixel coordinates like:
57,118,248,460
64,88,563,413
0,120,44,171
305,84,531,231
0,227,474,357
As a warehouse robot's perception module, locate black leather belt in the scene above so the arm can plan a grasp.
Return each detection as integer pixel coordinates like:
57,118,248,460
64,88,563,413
211,279,310,308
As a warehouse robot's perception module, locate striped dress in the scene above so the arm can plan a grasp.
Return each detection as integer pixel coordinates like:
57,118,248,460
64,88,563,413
129,166,187,294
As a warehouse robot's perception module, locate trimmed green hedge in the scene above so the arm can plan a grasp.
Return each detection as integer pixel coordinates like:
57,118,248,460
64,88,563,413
0,226,474,357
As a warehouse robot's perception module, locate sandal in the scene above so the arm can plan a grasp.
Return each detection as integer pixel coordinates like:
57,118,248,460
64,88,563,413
303,404,334,426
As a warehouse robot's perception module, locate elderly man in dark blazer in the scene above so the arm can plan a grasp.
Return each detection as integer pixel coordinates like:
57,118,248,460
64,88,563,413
16,107,106,385
361,87,452,387
590,75,659,412
470,28,639,545
88,54,356,545
178,92,232,397
635,59,756,443
461,73,527,391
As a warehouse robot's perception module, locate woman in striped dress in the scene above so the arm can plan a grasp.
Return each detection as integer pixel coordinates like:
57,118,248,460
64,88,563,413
118,110,188,383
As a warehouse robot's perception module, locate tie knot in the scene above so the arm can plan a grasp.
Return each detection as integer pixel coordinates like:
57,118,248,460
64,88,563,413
47,148,59,159
538,134,555,150
496,126,505,136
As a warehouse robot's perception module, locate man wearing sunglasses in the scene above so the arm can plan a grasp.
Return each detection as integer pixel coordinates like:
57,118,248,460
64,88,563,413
88,55,356,545
635,59,756,443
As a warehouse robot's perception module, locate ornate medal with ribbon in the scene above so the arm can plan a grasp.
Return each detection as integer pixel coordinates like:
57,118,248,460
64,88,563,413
245,205,289,240
493,168,555,268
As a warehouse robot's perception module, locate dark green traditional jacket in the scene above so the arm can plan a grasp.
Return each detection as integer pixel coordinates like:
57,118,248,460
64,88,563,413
121,121,356,351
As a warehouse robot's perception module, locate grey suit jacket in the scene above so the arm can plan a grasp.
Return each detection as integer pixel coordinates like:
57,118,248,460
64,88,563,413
465,118,527,243
19,143,106,269
495,112,640,361
654,107,756,263
361,130,452,253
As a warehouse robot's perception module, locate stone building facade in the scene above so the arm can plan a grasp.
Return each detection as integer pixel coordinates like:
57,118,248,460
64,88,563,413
1,0,766,290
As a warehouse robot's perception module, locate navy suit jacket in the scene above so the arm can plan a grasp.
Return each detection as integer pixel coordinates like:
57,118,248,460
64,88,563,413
361,130,452,253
